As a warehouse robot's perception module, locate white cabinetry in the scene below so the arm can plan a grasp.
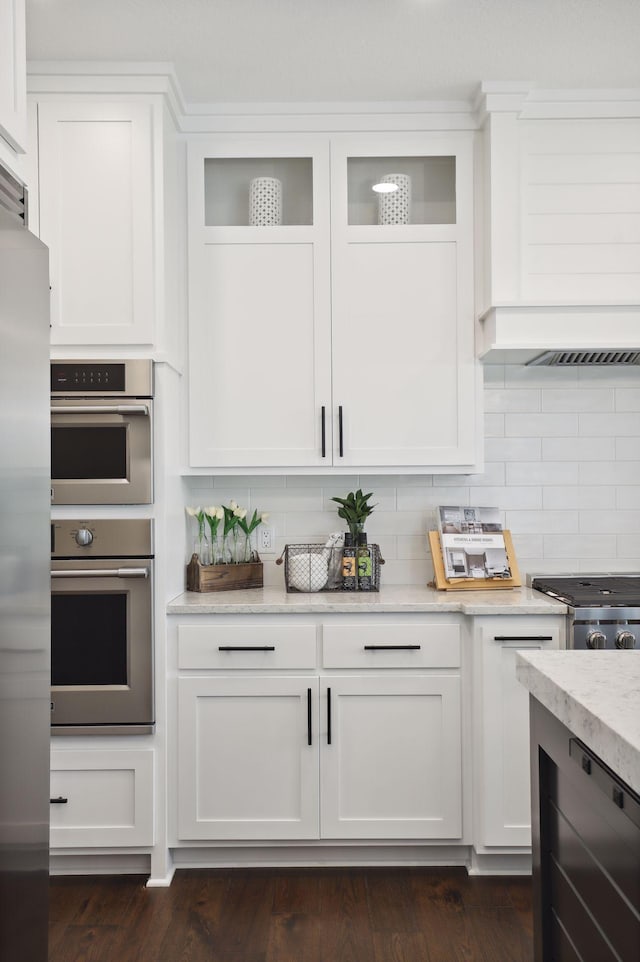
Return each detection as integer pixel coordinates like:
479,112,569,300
35,100,155,346
472,617,563,849
0,0,26,164
50,748,154,848
477,86,640,359
187,131,478,472
175,617,463,844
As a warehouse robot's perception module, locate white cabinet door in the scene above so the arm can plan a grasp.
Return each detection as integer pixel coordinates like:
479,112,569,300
178,675,320,840
50,748,154,848
330,135,478,469
37,100,155,346
186,131,479,472
187,139,332,468
475,621,562,848
320,675,462,839
0,0,26,155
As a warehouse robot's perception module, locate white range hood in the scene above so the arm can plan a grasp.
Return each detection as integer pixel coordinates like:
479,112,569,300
477,304,640,365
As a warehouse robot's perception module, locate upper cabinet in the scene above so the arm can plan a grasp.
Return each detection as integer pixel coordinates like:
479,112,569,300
36,100,155,347
476,84,640,361
26,71,184,361
0,0,27,171
187,131,479,473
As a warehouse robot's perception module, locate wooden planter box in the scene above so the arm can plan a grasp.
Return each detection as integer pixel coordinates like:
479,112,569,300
186,554,264,593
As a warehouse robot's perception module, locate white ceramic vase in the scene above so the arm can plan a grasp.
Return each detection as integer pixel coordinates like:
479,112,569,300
377,173,412,225
249,176,283,226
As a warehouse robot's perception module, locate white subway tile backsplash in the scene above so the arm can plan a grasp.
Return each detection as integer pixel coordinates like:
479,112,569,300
178,368,640,579
544,534,617,558
485,389,540,413
484,413,505,437
616,487,640,509
470,486,543,509
506,510,579,534
542,389,614,413
580,510,640,534
578,462,640,485
506,461,579,486
615,388,640,412
505,413,579,437
543,486,616,510
485,437,541,462
578,413,640,436
615,438,640,460
504,365,578,388
542,437,616,462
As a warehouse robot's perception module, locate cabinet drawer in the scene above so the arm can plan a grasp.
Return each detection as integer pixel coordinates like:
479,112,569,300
50,749,153,848
322,623,460,668
178,624,317,669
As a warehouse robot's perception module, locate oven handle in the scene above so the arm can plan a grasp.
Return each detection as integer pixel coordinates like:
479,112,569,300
51,405,150,416
51,567,149,579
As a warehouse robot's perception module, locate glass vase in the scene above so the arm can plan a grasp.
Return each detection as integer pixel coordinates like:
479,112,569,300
243,534,254,563
194,535,211,566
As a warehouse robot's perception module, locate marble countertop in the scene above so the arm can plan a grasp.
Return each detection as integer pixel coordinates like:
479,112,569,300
516,650,640,795
167,584,567,616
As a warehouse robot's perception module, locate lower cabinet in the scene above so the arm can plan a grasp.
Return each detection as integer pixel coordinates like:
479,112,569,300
50,748,154,848
321,674,461,839
177,675,320,840
176,618,463,843
472,617,563,848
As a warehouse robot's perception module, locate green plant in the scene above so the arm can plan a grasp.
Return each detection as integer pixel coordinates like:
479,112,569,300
331,489,376,538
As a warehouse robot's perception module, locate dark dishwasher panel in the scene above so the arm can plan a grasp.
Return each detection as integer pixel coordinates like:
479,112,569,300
532,703,640,962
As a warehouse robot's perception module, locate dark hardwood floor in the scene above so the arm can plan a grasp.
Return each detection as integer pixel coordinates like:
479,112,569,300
48,867,534,962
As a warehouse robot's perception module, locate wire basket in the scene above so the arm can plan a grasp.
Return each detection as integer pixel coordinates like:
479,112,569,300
277,543,383,593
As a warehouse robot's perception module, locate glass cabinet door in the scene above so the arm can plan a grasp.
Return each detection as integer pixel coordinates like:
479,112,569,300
204,157,314,226
346,155,456,225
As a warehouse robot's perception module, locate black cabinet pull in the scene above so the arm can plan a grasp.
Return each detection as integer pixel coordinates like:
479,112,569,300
327,687,332,745
50,796,68,804
307,688,312,746
321,406,326,458
218,646,275,652
493,636,553,642
338,406,344,457
363,644,421,651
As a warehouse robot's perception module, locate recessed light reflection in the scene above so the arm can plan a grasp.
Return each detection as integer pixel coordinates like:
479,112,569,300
372,182,399,193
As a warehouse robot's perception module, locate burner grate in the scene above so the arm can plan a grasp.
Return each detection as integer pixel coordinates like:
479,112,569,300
532,576,640,607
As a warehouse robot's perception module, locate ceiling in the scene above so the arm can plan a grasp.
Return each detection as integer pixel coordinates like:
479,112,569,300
25,0,640,106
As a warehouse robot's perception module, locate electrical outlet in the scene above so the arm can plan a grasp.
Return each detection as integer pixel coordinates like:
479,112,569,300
259,525,274,553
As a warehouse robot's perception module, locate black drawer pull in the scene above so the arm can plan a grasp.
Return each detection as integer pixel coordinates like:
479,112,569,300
493,636,553,642
613,786,625,809
327,686,332,745
307,688,312,746
363,644,421,651
50,796,68,804
218,646,276,652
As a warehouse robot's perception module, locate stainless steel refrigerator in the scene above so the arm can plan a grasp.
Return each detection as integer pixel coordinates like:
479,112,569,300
0,166,50,961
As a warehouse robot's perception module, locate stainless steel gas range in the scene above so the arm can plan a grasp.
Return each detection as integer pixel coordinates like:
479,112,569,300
531,575,640,650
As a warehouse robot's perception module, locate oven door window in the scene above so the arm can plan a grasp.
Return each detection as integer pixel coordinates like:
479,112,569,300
51,425,128,481
51,592,128,687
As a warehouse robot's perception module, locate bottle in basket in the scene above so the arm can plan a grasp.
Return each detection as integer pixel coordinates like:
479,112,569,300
342,533,356,590
356,533,372,590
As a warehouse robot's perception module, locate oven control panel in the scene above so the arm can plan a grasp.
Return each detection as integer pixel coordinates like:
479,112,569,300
51,363,126,392
51,519,153,558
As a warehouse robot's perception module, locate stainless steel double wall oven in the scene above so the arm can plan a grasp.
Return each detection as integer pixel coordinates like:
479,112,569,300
50,359,155,734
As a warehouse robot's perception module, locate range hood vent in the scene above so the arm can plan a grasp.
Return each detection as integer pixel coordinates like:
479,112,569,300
527,350,640,367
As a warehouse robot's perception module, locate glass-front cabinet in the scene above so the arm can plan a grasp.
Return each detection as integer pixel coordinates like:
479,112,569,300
187,131,478,472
